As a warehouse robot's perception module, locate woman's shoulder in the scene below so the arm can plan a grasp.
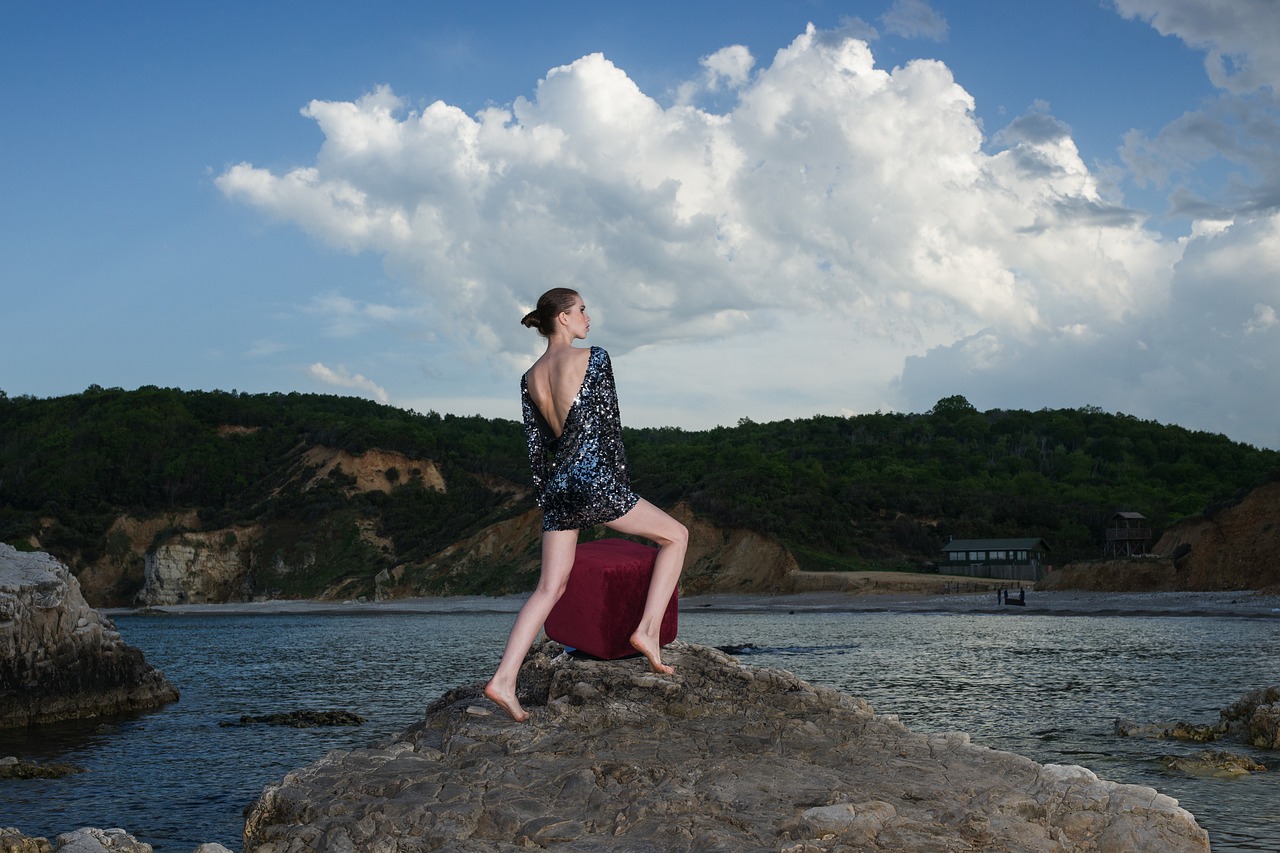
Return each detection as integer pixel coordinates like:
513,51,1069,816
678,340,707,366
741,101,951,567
523,346,595,383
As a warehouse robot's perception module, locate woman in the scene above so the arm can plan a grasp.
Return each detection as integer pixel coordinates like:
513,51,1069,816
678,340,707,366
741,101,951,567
484,288,688,722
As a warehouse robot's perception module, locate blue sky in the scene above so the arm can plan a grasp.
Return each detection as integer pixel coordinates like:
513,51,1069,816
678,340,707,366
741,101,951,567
3,1,1279,448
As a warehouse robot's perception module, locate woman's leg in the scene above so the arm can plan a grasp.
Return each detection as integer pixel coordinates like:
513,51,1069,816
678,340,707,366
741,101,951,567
605,498,689,674
484,528,579,721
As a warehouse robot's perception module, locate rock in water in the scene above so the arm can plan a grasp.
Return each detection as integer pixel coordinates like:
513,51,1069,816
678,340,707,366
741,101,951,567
1160,750,1267,777
244,641,1210,852
219,710,366,728
0,544,179,727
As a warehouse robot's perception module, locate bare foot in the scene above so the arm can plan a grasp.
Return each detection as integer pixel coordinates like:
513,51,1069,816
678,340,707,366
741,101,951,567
630,632,675,675
484,681,530,722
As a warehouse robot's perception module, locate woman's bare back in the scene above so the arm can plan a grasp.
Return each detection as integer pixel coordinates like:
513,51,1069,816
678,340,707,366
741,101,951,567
524,346,592,437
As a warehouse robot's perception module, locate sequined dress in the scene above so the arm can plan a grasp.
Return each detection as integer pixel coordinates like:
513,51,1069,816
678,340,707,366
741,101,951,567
521,346,640,531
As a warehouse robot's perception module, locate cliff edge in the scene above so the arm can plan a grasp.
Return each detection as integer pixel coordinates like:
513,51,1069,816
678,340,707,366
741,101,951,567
244,641,1209,852
0,544,179,727
1041,477,1280,593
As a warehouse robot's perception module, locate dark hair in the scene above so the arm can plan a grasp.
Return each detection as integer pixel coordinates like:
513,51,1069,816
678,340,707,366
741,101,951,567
521,288,581,337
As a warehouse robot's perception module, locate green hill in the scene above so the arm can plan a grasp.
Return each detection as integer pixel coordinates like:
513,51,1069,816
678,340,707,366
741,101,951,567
1,386,1275,603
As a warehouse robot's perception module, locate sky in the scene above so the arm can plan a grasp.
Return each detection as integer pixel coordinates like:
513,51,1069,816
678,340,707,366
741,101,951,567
3,1,1279,449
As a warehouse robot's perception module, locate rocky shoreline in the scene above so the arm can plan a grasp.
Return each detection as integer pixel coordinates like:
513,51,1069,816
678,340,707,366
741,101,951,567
1,637,1218,853
0,544,179,728
8,541,1269,852
243,639,1209,852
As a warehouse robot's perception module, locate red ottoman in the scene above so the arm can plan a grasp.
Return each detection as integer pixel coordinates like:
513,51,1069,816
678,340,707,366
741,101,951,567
544,538,679,660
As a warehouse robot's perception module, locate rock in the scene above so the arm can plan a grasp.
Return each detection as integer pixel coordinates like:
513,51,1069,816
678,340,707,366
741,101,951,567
218,710,366,728
1114,718,1227,741
244,641,1210,852
1216,686,1280,748
1247,704,1280,748
141,531,255,606
0,756,83,779
1220,685,1280,723
0,829,152,853
714,643,762,655
1160,750,1267,777
0,826,53,853
0,545,179,728
0,829,230,853
52,829,151,853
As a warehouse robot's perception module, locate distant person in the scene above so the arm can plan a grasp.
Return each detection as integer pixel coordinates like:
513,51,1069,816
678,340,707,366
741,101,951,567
485,288,688,722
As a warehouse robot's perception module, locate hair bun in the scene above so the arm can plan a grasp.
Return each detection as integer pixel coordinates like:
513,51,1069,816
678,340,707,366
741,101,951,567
522,288,580,338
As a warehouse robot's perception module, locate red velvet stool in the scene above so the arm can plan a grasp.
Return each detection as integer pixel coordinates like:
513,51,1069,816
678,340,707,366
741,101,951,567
544,538,679,660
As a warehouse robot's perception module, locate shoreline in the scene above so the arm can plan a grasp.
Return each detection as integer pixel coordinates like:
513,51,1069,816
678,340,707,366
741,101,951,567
105,587,1280,620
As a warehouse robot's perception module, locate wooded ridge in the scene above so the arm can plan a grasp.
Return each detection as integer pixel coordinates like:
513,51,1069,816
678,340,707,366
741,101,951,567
1,386,1275,604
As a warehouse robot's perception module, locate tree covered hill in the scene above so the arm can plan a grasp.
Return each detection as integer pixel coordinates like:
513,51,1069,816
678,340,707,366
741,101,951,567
1,386,1275,600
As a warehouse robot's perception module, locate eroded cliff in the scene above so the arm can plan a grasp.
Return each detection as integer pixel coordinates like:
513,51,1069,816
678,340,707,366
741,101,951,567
1042,477,1280,592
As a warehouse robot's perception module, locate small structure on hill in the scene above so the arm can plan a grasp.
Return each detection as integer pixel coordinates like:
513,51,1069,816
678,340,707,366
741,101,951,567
940,537,1050,582
1103,511,1153,558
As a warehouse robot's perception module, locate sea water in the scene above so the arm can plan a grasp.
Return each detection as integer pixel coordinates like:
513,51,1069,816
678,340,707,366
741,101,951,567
2,607,1279,852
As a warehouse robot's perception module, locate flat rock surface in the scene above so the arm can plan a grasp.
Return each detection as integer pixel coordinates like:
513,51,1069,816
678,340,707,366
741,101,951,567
244,641,1209,852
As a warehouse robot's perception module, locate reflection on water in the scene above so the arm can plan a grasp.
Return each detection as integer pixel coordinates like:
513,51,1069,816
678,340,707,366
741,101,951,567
2,610,1278,851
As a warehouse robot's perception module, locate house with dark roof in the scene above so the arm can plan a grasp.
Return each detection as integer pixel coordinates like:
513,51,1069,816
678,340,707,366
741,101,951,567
939,537,1051,582
1103,511,1152,557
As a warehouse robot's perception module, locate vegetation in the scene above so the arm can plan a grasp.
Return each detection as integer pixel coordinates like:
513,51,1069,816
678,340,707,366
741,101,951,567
1,386,1276,594
627,395,1279,567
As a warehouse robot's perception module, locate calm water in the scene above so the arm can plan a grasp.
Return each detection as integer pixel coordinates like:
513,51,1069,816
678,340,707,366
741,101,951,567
3,608,1280,851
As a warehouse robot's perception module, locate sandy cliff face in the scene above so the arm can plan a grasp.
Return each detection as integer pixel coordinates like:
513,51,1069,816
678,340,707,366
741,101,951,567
1042,478,1280,592
382,501,801,598
53,443,824,604
672,503,799,594
96,447,450,606
1152,478,1280,591
301,447,446,494
371,508,545,598
75,511,200,605
142,527,260,605
1034,558,1180,592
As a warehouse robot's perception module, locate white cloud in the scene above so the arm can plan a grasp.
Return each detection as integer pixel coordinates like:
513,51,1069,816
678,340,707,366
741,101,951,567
1245,303,1277,334
219,19,1280,448
1115,0,1280,218
880,0,948,42
1115,0,1280,94
307,362,390,403
898,212,1280,445
702,45,754,90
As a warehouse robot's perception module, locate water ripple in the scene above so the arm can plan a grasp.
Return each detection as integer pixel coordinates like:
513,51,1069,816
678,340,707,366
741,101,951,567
1,609,1277,851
